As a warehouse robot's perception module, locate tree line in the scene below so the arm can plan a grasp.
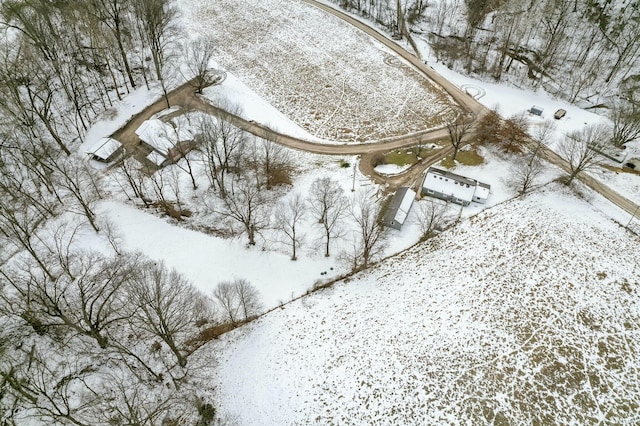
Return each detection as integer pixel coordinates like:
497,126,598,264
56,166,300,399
0,0,177,156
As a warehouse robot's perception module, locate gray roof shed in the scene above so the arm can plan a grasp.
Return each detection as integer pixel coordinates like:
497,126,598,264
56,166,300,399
382,187,416,230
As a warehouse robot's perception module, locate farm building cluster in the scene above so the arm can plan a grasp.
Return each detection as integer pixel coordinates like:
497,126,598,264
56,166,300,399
383,168,491,231
87,115,197,169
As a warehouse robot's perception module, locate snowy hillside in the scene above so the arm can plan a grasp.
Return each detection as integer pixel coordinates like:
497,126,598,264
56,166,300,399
211,184,640,425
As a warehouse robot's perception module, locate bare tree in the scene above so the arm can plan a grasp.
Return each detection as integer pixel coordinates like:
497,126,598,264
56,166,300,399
69,253,139,348
530,119,557,151
447,115,474,161
608,99,640,148
212,281,240,325
274,192,307,260
350,191,386,270
148,165,171,211
133,0,177,108
0,196,55,280
100,217,124,255
95,370,186,426
413,200,451,239
115,157,152,206
197,113,247,198
0,245,140,351
186,38,215,94
508,155,545,196
213,278,262,325
86,0,137,89
0,138,60,218
48,157,103,232
559,123,612,185
129,260,211,368
215,173,272,246
233,278,262,321
308,177,347,257
0,46,72,155
256,136,292,189
0,342,97,426
166,119,200,190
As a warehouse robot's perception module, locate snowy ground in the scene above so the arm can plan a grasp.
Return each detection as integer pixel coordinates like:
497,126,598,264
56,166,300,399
75,0,639,314
209,184,640,425
414,38,640,206
95,123,543,312
200,72,321,142
180,0,460,142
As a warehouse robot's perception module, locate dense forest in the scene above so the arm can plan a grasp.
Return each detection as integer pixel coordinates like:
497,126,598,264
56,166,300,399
0,1,223,424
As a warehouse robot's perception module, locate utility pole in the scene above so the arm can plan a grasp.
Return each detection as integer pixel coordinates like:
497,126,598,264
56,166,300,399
626,205,640,229
352,157,358,192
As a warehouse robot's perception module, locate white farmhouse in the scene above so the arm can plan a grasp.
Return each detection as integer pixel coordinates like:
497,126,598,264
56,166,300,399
422,167,490,206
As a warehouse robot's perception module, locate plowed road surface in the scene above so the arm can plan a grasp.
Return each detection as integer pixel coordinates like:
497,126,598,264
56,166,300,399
110,0,639,218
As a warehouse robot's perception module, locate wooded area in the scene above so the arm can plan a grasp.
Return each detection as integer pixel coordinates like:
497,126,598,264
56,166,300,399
338,0,640,113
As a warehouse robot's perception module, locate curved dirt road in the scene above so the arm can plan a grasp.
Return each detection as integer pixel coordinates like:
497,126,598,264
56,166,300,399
303,0,484,118
110,1,638,218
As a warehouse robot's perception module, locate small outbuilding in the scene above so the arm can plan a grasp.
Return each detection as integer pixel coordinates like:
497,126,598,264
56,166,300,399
422,167,490,206
89,138,123,163
473,182,491,204
382,187,416,230
529,105,544,116
625,158,640,169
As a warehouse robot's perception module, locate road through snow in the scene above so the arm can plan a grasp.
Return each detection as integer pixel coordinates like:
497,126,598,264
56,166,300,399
108,0,638,216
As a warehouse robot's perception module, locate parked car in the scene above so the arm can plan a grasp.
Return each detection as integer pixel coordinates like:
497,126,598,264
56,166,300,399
554,109,567,119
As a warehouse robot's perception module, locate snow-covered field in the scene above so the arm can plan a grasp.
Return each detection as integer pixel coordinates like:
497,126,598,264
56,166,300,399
200,72,320,141
210,184,640,424
181,0,460,142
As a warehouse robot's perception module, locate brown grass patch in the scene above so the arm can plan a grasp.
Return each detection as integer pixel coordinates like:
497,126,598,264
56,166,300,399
441,147,485,169
601,164,640,176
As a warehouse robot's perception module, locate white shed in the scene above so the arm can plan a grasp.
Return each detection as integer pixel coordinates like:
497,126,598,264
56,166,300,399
89,138,123,163
422,167,491,206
